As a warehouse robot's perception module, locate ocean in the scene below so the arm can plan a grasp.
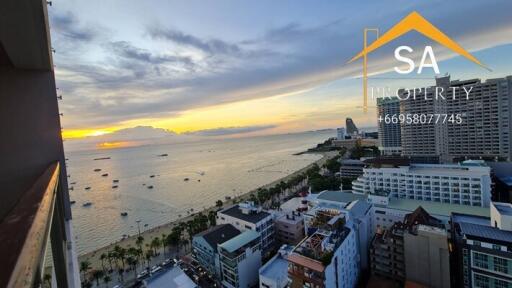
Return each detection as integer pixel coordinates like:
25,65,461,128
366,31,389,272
65,130,333,255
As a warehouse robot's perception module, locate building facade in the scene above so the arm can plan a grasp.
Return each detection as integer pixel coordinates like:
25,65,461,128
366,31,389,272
274,211,305,246
377,97,402,156
346,117,359,135
192,224,241,278
217,202,275,254
337,127,347,140
400,76,512,162
218,230,262,288
340,159,365,179
352,163,492,207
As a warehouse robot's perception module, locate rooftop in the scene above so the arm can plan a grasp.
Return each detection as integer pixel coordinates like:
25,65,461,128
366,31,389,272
459,222,512,244
494,202,512,216
259,245,293,281
218,230,260,253
143,266,196,288
315,190,366,204
194,224,241,249
219,204,270,224
379,197,490,218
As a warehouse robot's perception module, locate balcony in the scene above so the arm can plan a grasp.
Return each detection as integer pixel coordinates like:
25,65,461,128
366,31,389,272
0,163,80,287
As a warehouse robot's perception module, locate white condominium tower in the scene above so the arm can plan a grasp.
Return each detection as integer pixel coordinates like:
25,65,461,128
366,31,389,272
377,97,402,156
400,75,512,162
352,162,492,207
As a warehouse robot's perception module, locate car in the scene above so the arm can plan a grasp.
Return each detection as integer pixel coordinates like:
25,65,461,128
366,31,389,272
150,265,162,274
136,270,149,280
161,258,172,266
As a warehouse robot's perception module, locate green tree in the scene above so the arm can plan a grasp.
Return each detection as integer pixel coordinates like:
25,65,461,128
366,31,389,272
103,275,111,287
92,269,104,286
215,200,223,208
79,260,91,282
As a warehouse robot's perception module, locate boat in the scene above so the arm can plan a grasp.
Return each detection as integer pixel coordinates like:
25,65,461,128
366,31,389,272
184,178,189,181
225,196,231,200
70,181,76,185
94,157,111,161
147,185,154,189
82,202,92,207
197,179,201,182
150,175,155,178
113,179,119,183
112,185,118,189
158,154,168,157
85,187,91,190
70,200,76,205
121,212,128,216
94,168,101,172
101,173,108,177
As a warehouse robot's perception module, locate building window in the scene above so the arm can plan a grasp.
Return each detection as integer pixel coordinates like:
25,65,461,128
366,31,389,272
473,252,489,270
473,273,490,288
493,256,509,274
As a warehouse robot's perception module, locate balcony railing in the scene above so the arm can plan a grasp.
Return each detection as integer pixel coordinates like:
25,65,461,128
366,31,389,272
0,162,70,288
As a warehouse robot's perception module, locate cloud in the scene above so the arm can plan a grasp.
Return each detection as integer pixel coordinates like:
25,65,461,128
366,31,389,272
185,125,277,136
148,27,241,56
50,11,97,42
53,0,512,130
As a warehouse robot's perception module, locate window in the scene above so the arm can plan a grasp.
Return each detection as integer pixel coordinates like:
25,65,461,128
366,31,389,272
473,252,489,269
493,256,509,274
473,273,490,288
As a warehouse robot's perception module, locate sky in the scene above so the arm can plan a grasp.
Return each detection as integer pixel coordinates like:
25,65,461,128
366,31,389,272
48,0,512,140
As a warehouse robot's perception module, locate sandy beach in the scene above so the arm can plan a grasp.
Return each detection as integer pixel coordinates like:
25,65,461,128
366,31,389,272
77,150,337,270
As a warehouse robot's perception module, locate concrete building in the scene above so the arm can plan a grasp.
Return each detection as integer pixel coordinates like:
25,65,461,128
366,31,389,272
370,207,449,286
192,224,241,278
331,138,379,150
352,162,492,207
274,211,305,245
0,1,80,287
377,97,402,156
288,214,359,288
403,224,451,288
218,230,262,288
258,245,293,288
400,76,512,162
346,117,359,135
217,202,275,254
491,202,512,231
340,159,366,179
451,212,512,288
337,127,347,140
488,162,512,202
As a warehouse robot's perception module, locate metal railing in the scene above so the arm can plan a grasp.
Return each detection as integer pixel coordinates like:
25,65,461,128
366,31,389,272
0,162,69,288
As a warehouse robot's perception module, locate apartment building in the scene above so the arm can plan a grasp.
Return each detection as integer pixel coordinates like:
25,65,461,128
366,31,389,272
274,211,305,246
0,1,80,287
288,214,359,288
218,230,262,288
217,202,275,254
370,207,449,286
258,245,293,288
451,207,512,288
400,75,512,162
352,162,492,207
192,224,241,278
340,159,365,179
377,97,402,156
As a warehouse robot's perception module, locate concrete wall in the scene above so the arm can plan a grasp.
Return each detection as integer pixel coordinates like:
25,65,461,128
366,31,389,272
403,226,450,288
0,67,70,220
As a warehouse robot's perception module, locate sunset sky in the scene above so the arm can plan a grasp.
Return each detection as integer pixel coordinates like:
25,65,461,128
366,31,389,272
49,0,512,139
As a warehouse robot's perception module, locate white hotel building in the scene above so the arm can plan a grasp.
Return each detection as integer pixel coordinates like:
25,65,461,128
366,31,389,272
352,163,492,207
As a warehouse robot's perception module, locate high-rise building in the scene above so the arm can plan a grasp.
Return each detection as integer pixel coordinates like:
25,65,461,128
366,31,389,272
287,214,359,288
346,117,359,135
218,230,262,288
450,206,512,288
337,127,346,140
192,224,241,278
370,207,450,287
217,202,275,254
352,162,492,207
0,1,80,287
274,211,305,245
377,97,402,156
400,76,512,162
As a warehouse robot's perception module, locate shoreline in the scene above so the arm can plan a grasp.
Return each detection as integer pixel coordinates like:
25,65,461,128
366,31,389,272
77,150,337,268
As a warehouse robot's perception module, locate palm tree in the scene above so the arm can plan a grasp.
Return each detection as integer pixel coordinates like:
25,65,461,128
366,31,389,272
126,255,138,276
43,273,51,288
150,237,161,256
79,260,91,283
145,249,154,268
99,253,107,272
161,233,167,255
92,269,104,286
103,275,111,287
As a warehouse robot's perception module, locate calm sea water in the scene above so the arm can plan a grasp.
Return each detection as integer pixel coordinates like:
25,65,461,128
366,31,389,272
66,131,332,255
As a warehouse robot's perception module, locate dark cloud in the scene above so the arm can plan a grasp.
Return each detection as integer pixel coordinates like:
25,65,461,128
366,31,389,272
50,12,97,42
185,125,277,136
148,27,241,55
110,41,193,66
